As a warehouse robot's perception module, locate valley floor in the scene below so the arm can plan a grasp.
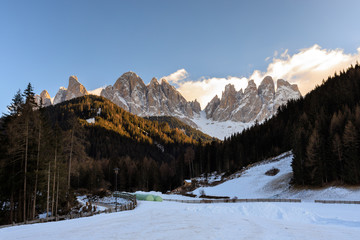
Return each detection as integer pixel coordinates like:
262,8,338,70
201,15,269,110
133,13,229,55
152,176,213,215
2,153,360,239
2,200,360,240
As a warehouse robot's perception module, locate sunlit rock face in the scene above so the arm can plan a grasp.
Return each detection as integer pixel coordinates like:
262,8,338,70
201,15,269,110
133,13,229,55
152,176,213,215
35,90,52,107
205,76,301,123
100,72,200,118
53,76,88,105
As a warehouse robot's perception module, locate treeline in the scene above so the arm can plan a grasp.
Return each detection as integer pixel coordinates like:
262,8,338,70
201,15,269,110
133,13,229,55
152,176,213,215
195,64,360,186
0,85,77,224
0,92,200,224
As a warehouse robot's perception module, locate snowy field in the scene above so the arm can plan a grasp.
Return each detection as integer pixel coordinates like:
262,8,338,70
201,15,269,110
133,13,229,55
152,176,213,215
2,152,360,239
2,200,360,240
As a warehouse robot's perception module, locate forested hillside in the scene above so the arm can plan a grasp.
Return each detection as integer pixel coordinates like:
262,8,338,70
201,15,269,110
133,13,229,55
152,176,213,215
0,92,203,224
145,116,216,143
194,64,360,186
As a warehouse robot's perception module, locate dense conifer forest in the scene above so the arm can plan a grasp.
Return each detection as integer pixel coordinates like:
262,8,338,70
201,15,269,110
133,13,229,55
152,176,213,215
0,92,205,224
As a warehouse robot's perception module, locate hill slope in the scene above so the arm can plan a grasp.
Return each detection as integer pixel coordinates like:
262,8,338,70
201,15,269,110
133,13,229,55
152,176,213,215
191,152,360,200
145,116,216,143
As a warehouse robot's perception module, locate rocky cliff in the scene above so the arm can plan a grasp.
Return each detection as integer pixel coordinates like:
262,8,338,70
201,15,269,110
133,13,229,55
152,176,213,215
100,72,200,118
205,76,301,122
53,76,88,105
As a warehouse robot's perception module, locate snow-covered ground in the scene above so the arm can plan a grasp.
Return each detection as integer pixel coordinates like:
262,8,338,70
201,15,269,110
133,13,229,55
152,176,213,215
192,152,360,201
192,111,252,140
2,152,360,239
2,201,360,240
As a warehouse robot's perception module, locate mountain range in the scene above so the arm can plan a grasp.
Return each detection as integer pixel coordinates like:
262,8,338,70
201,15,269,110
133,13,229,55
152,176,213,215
36,72,301,137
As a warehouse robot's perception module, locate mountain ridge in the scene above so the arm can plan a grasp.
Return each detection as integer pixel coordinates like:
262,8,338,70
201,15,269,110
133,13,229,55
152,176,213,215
36,72,301,136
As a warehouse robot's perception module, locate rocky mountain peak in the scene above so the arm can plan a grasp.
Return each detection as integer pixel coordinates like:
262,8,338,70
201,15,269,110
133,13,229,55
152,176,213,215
276,79,299,92
114,72,145,93
35,90,52,107
68,75,78,85
205,76,301,123
149,77,159,87
244,80,257,94
274,79,301,111
258,76,275,104
65,76,88,101
190,99,201,114
40,90,51,99
204,95,221,119
99,72,199,119
276,79,290,89
53,87,67,105
259,76,275,91
40,90,52,107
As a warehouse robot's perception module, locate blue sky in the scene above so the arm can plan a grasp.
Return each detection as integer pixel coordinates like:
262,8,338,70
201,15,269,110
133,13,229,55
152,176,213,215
1,0,360,113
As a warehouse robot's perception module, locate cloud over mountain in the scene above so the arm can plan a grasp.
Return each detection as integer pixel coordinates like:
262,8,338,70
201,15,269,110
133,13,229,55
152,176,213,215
169,45,360,108
162,68,189,84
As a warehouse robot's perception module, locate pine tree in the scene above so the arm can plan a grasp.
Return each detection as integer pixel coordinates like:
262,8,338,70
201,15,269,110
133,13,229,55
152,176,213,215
305,127,323,185
342,121,360,184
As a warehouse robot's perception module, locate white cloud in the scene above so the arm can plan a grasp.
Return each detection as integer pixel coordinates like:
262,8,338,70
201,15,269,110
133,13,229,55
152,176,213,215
250,45,360,94
162,68,189,84
166,45,360,109
177,76,248,109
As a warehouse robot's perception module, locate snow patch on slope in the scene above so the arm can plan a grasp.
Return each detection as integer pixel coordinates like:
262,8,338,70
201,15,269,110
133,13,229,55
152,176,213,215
192,111,253,140
193,152,360,201
86,118,95,124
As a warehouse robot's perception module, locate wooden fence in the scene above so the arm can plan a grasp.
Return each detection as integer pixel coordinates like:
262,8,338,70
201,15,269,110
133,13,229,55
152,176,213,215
163,198,301,204
165,198,360,205
0,193,137,229
314,200,360,204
